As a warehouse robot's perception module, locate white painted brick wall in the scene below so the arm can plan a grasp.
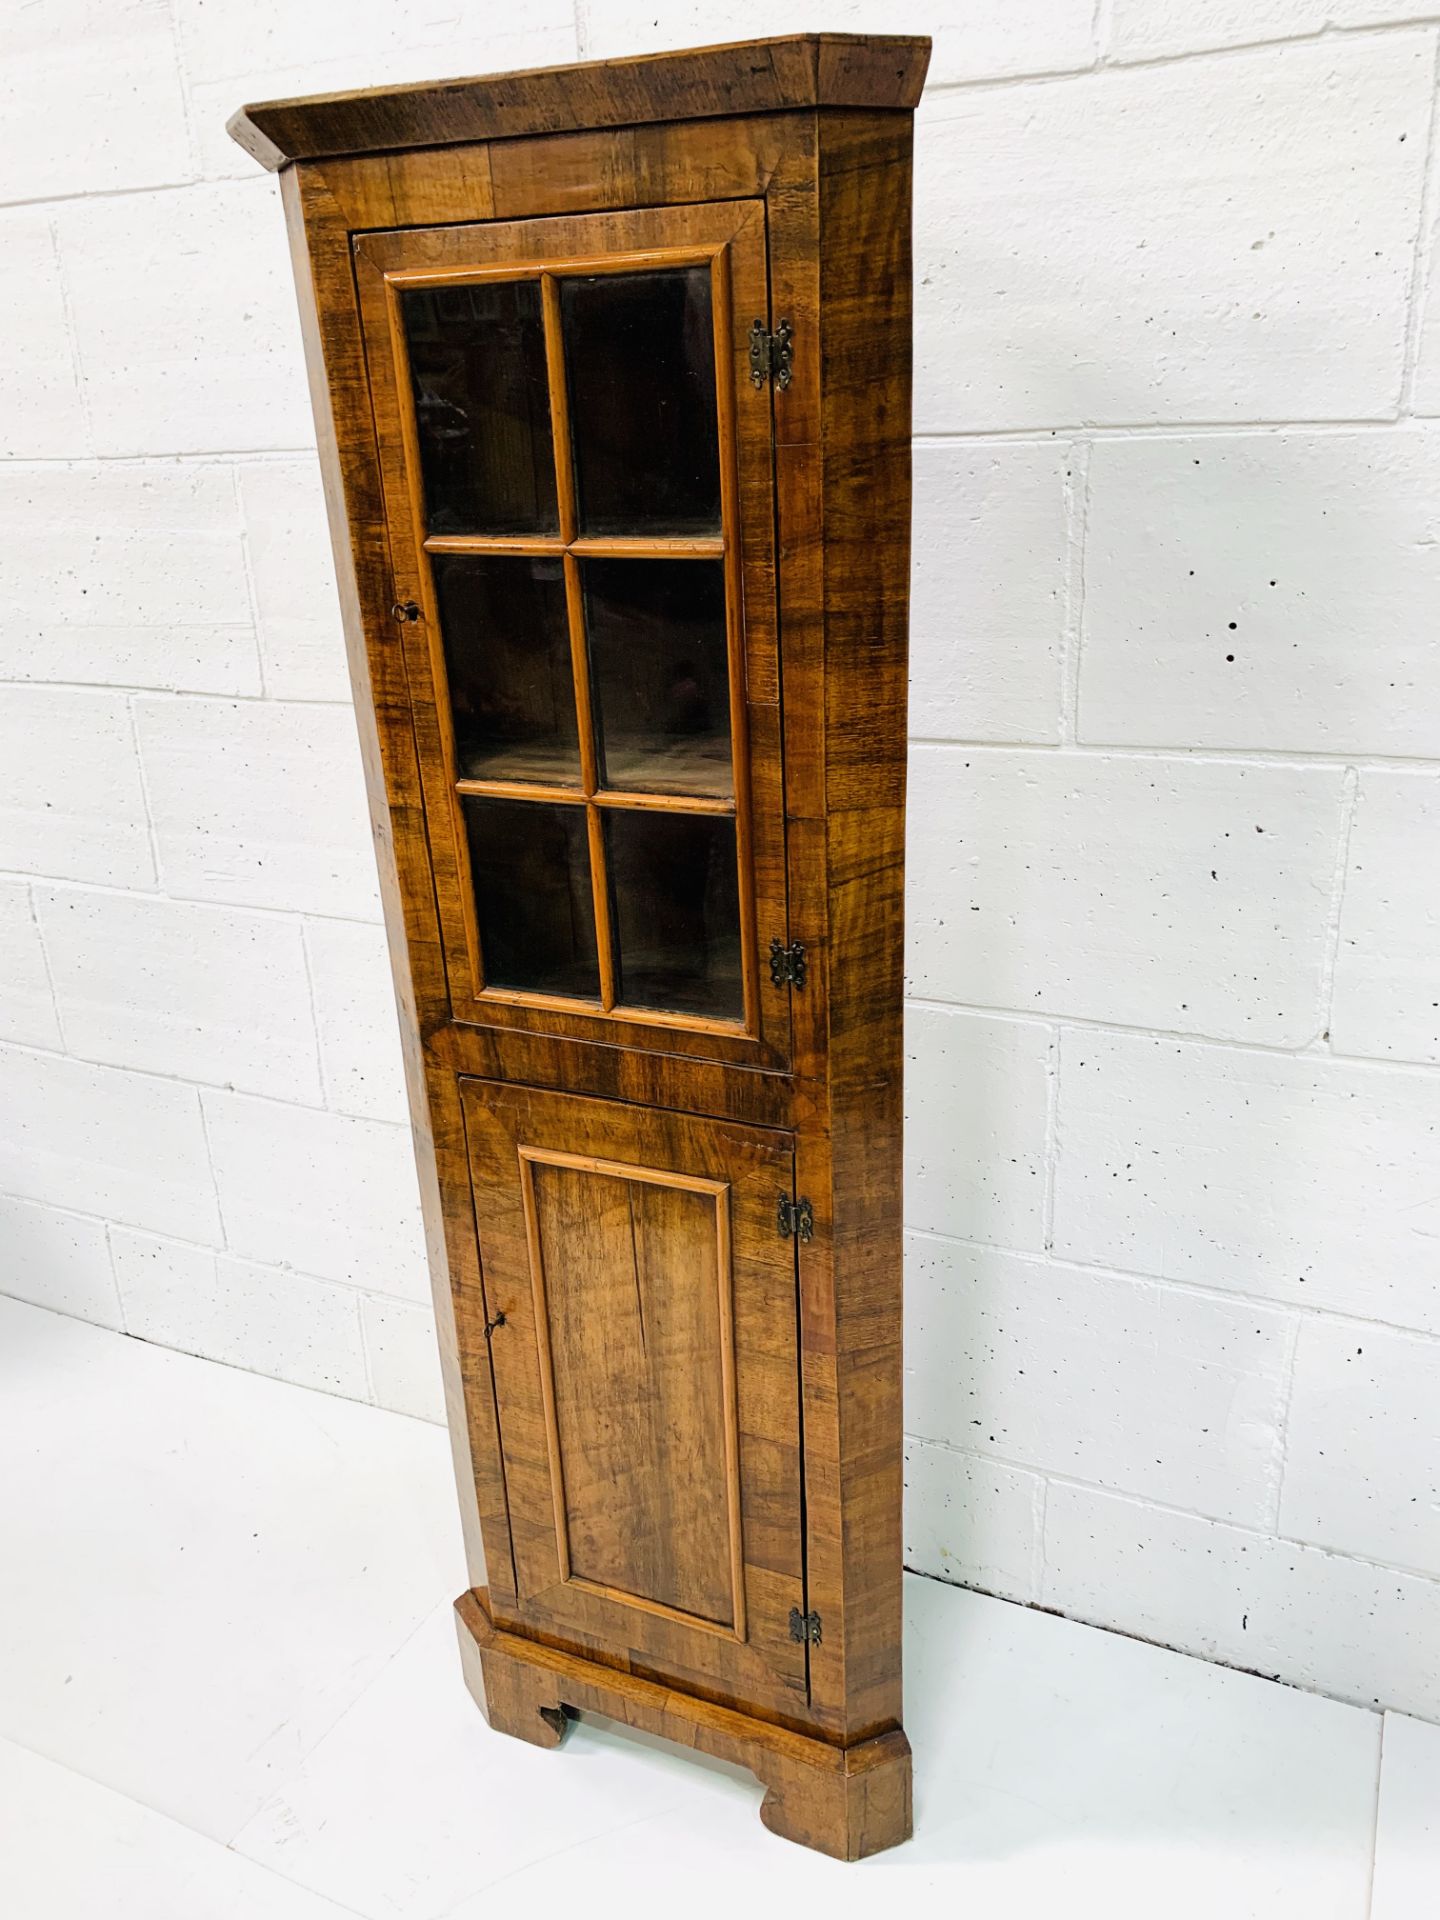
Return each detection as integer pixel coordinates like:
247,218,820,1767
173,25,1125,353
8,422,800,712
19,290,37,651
36,885,323,1101
1080,428,1440,757
236,458,350,702
109,1228,372,1399
904,1236,1296,1526
0,462,261,695
0,882,64,1051
3,1,1439,1723
0,216,91,461
1,689,156,887
1053,1030,1440,1330
133,696,381,917
906,748,1346,1042
1332,770,1440,1062
909,442,1070,744
303,919,412,1126
913,33,1435,431
200,1092,429,1294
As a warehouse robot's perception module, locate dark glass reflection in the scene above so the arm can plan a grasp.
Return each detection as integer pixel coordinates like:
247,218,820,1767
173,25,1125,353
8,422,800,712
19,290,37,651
400,280,557,535
433,555,578,783
582,558,732,799
463,798,598,999
606,812,741,1019
561,268,721,537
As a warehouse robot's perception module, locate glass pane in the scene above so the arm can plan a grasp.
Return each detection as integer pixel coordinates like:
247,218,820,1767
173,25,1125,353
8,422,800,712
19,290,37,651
462,797,598,999
583,558,732,800
399,280,558,536
561,268,721,537
606,812,741,1019
433,555,579,784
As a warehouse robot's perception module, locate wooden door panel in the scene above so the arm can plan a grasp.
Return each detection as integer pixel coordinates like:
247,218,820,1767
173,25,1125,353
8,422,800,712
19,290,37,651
525,1154,740,1626
460,1080,809,1714
353,202,792,1073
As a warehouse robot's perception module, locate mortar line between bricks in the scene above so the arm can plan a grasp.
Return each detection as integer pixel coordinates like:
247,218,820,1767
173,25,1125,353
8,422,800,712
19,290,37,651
905,1431,1283,1542
1090,0,1113,67
296,920,332,1112
1399,30,1440,409
354,1283,380,1406
15,936,1435,1081
904,1434,1440,1590
98,1222,131,1336
906,738,1440,772
229,462,271,699
0,873,386,932
1032,1469,1051,1603
1269,1317,1304,1534
47,215,95,459
7,697,1440,765
192,1086,228,1253
910,419,1410,443
24,882,68,1057
0,449,320,466
919,16,1440,101
0,425,1426,473
9,1202,415,1310
0,1033,414,1121
9,697,1436,761
161,0,205,189
1363,1720,1388,1920
571,0,592,63
1,681,354,706
1057,440,1089,747
123,694,164,893
904,1220,1440,1347
1314,767,1362,1048
1040,1025,1061,1254
0,175,253,215
904,992,1440,1072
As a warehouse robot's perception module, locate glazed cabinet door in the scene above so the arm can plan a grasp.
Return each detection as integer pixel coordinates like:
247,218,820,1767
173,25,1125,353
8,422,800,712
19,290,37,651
354,201,790,1070
460,1081,810,1718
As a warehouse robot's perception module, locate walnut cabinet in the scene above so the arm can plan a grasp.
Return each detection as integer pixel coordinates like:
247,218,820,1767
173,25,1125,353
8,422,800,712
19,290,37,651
230,33,929,1861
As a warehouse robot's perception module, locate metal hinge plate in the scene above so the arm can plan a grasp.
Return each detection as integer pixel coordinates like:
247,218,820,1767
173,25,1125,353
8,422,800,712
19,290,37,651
788,1607,823,1645
749,318,794,391
768,938,806,989
777,1194,814,1243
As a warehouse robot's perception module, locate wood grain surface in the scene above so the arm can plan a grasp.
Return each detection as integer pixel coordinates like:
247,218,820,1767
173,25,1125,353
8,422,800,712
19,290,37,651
456,1587,913,1862
351,200,790,1069
229,33,931,169
246,36,927,1856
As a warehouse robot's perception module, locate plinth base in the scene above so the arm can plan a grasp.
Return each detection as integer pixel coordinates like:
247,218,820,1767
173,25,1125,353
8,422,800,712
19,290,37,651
454,1590,912,1861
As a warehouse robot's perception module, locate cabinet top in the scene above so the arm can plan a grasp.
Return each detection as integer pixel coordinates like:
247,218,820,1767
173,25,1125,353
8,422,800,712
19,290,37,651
227,33,931,172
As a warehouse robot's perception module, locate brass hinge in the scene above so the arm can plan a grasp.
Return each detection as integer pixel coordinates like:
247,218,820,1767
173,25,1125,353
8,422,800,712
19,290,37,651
777,1194,814,1243
749,318,794,391
768,937,806,989
788,1607,822,1645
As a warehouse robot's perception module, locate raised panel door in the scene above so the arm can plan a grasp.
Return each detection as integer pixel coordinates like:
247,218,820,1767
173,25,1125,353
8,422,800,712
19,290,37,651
460,1081,810,1716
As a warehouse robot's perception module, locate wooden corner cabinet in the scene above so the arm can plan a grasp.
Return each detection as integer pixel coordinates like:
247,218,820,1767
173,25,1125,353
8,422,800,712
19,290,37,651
231,32,929,1862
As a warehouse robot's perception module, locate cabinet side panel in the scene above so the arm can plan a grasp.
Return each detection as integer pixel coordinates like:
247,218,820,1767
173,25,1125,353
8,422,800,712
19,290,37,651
278,161,512,1601
771,112,912,1741
819,109,912,1740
